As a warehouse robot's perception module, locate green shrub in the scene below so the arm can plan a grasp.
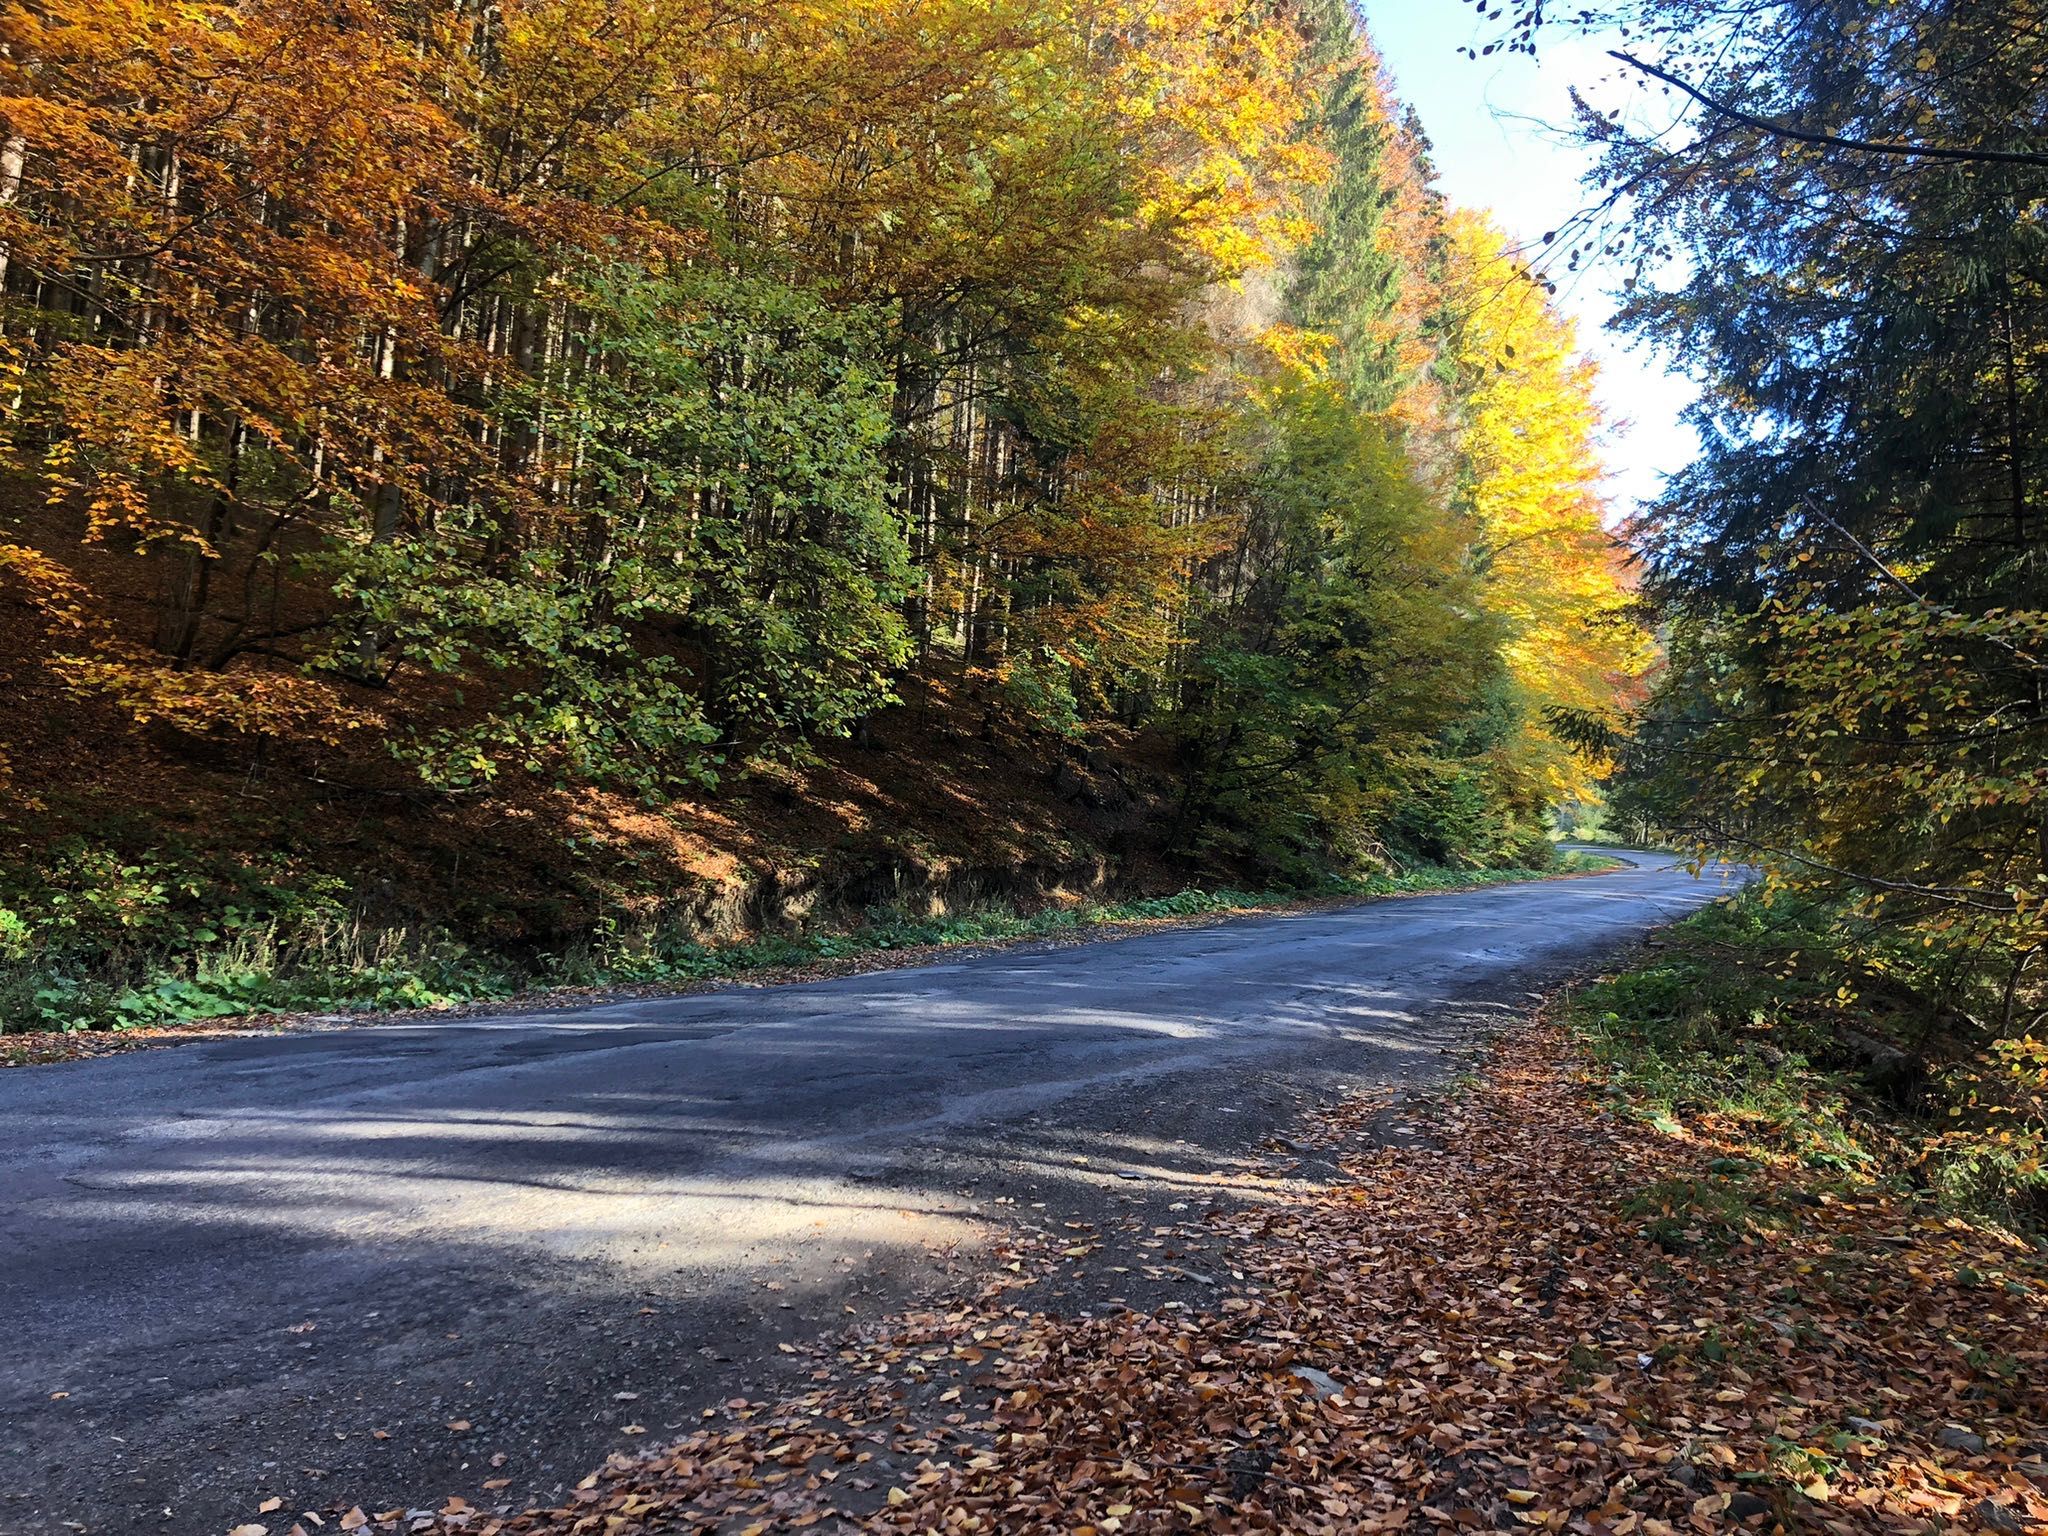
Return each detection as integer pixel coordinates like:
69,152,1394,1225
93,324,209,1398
1577,894,2046,1233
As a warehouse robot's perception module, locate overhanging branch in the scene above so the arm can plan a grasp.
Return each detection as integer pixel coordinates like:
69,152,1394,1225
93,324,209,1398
1611,50,2048,170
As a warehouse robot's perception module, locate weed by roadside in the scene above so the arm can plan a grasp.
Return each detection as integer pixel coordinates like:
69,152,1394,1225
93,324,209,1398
1573,893,2048,1237
551,855,1620,988
0,851,1621,1051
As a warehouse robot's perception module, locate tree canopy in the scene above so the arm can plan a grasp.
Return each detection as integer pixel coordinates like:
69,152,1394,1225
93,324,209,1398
1489,0,2048,1091
1,0,1638,873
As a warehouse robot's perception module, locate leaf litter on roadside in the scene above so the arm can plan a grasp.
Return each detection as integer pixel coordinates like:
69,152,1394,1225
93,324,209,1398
311,1019,2046,1535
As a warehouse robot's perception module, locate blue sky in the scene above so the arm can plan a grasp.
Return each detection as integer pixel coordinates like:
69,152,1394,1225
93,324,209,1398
1359,1,1699,514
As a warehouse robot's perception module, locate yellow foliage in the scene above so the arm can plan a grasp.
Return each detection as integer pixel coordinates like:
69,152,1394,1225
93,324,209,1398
1443,211,1652,801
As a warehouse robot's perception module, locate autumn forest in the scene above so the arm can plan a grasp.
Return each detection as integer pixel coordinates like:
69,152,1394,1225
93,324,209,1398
2,0,1638,1017
9,0,2048,1194
6,0,2048,1531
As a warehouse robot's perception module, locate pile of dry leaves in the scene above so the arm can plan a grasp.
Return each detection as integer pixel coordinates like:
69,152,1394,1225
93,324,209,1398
300,1020,2046,1536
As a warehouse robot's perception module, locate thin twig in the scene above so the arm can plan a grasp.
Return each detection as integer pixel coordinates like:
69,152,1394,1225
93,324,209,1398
1612,51,2048,169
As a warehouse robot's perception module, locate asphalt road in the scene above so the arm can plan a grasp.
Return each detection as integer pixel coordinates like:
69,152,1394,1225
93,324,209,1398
0,851,1730,1535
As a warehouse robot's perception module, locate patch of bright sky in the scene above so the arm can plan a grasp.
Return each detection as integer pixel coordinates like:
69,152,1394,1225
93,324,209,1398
1360,0,1700,516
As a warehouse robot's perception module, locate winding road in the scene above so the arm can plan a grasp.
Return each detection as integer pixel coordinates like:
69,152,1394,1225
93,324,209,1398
0,850,1730,1535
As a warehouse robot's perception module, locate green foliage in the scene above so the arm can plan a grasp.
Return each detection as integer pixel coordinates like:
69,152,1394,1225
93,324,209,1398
1289,3,1436,418
998,651,1087,741
1577,894,2048,1232
1578,897,1884,1166
1175,380,1490,871
315,266,912,797
1544,0,2048,1156
1385,757,1554,870
0,906,30,963
0,839,508,1032
1623,1171,1788,1256
1,853,1590,1035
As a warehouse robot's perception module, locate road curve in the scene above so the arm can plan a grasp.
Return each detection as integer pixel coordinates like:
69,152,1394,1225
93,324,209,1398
0,850,1730,1535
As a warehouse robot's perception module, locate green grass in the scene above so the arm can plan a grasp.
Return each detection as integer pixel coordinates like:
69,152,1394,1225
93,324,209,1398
564,855,1619,990
1622,1170,1788,1255
1575,897,1880,1167
2,854,1619,1037
1574,894,2048,1235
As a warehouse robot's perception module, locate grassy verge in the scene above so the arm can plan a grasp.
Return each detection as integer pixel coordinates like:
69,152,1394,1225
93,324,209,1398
1571,892,2048,1237
1,851,1621,1050
571,852,1622,987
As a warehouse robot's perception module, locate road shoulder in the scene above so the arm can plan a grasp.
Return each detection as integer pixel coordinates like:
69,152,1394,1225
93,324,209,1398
285,967,2048,1536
